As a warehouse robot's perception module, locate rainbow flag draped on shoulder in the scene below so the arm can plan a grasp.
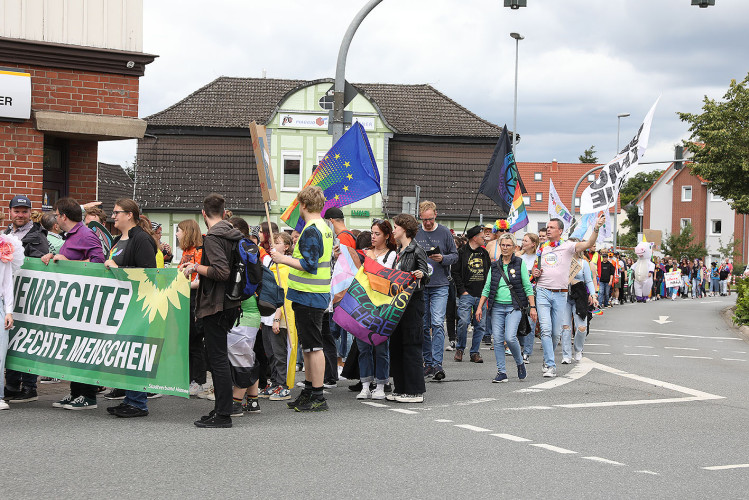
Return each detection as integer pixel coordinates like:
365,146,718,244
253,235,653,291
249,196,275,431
281,122,380,232
332,257,417,346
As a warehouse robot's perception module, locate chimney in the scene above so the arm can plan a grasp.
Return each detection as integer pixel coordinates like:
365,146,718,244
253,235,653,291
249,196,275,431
551,158,558,172
262,69,267,79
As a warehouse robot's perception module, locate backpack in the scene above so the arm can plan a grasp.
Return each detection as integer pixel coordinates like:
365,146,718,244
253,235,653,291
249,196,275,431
225,237,263,302
256,265,285,316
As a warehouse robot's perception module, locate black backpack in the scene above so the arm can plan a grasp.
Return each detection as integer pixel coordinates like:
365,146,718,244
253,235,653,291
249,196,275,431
256,265,286,316
225,237,263,302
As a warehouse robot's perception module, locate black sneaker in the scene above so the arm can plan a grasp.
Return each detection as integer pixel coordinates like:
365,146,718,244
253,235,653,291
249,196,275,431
7,387,38,403
112,404,149,418
198,410,217,422
433,365,446,381
104,388,126,400
230,401,244,417
3,386,21,399
384,383,392,393
243,398,260,413
294,397,329,412
348,381,363,392
194,414,232,428
287,390,311,409
107,402,128,415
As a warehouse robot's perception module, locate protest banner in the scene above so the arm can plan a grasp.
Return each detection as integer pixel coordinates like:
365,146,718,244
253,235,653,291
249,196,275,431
332,257,417,346
250,121,278,203
664,270,682,288
6,259,191,397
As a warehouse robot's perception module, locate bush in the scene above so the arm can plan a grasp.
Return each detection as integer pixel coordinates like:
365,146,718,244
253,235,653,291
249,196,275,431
734,277,749,326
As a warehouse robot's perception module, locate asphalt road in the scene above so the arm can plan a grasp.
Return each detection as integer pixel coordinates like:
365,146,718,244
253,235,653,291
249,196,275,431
3,295,749,499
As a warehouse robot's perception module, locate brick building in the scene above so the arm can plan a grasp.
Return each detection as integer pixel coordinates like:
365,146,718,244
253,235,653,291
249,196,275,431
0,0,154,223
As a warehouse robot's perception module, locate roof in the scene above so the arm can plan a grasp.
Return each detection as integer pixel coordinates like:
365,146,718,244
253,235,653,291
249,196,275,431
97,162,133,213
145,77,504,138
636,164,675,206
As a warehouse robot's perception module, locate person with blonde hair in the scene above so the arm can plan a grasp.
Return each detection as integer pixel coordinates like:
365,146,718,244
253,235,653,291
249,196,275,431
561,238,597,363
516,232,540,363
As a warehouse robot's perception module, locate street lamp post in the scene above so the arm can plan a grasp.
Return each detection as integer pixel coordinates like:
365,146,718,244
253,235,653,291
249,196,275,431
510,32,524,157
612,112,630,251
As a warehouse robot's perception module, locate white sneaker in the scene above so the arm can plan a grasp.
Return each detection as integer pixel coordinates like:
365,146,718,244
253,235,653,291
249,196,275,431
574,351,583,362
356,386,372,400
543,366,557,378
561,358,572,364
371,387,386,400
196,387,214,400
189,381,204,397
395,394,424,403
386,392,400,402
0,399,9,410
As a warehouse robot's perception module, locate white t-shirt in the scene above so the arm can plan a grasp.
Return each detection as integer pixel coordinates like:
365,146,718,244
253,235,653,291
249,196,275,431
373,249,397,269
536,241,577,289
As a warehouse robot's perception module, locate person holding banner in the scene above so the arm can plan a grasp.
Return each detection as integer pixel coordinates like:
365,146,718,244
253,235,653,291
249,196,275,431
0,232,24,411
387,213,429,403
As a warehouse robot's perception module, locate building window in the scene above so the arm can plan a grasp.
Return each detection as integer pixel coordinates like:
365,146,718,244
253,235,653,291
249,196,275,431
281,151,302,191
711,220,722,235
534,172,542,181
681,218,691,229
522,195,530,206
587,173,596,182
538,222,547,232
574,197,580,207
535,192,543,202
710,191,723,202
682,186,692,202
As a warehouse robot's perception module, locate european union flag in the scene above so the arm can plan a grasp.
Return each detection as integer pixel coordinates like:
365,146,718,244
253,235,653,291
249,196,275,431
282,122,381,232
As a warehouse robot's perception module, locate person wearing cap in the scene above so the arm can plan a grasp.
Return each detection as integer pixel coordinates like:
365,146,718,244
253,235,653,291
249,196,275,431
597,253,615,308
324,207,356,249
451,225,490,363
3,195,49,403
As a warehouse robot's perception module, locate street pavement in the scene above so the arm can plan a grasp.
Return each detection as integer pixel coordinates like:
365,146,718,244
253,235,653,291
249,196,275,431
3,295,749,499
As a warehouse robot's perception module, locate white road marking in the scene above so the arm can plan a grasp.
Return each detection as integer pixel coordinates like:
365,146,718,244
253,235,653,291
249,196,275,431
653,315,672,324
722,358,746,362
591,328,741,341
633,345,656,349
673,355,713,359
503,405,554,410
732,351,747,354
636,470,661,475
516,360,594,392
454,424,491,432
703,464,749,471
434,419,453,423
582,351,611,355
515,388,544,393
557,397,708,409
361,402,388,408
664,347,699,351
584,343,610,346
389,408,418,415
491,433,531,442
623,353,660,357
582,456,626,466
531,443,577,454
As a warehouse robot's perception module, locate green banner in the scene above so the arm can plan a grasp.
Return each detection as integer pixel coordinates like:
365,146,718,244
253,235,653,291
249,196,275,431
6,259,190,398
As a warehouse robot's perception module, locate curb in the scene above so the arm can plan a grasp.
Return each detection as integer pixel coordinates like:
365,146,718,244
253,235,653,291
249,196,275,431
722,305,749,344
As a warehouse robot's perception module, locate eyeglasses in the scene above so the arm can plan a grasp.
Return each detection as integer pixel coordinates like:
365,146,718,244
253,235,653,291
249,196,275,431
421,217,436,222
111,210,130,216
499,243,515,248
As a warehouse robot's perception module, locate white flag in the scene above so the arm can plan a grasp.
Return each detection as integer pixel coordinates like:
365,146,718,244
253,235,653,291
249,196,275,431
580,98,660,214
548,179,573,233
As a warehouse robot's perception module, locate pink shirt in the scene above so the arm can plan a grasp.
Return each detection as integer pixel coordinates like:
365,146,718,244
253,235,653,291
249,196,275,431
536,241,577,289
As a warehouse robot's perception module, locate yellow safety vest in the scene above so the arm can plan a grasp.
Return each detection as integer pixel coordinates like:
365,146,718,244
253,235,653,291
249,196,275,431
287,218,333,294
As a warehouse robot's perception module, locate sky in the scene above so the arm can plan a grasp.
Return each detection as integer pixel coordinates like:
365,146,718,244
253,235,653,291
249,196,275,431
99,0,749,175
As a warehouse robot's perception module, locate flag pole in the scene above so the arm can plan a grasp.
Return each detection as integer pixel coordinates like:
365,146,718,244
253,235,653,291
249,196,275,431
462,190,481,235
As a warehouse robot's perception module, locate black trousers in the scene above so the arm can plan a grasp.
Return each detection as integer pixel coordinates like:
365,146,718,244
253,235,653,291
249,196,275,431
70,382,97,399
446,280,457,342
322,312,338,383
202,307,240,417
189,296,207,385
389,292,426,395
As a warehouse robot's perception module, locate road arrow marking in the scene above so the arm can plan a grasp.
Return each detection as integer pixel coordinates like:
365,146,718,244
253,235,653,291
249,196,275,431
653,315,672,324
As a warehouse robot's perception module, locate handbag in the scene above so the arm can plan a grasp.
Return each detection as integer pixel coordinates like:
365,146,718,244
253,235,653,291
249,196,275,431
496,262,532,337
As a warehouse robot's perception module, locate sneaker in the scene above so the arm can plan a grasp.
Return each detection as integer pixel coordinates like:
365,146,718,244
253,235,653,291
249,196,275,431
395,394,423,403
269,387,291,401
348,381,363,392
146,393,162,399
63,395,97,410
517,363,527,380
561,357,572,364
39,377,60,384
433,365,446,381
371,387,386,400
230,401,244,417
188,381,204,396
287,391,311,409
454,349,464,362
7,387,37,403
197,387,215,400
0,399,8,410
574,351,583,362
294,397,329,412
244,398,261,413
106,402,128,415
493,372,508,383
194,414,232,428
423,366,435,378
523,354,530,364
104,388,126,400
543,366,557,378
323,380,338,389
52,394,74,408
258,385,275,398
112,404,149,418
470,352,483,363
3,386,20,399
356,385,372,400
446,341,456,351
384,383,392,393
386,392,401,402
505,347,512,356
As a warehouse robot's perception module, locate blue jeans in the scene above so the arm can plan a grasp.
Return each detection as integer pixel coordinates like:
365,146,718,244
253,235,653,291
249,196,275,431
490,304,523,373
457,294,485,354
537,287,567,369
598,282,612,307
692,278,701,298
422,286,449,368
0,302,8,400
563,298,588,359
124,391,148,411
330,318,353,359
519,313,536,356
356,338,390,384
710,278,720,293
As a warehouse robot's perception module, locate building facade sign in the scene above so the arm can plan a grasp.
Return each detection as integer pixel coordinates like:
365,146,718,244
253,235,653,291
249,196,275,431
278,113,375,131
0,69,32,120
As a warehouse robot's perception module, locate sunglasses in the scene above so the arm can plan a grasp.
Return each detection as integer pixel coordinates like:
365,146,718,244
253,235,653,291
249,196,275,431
371,218,385,225
496,229,508,233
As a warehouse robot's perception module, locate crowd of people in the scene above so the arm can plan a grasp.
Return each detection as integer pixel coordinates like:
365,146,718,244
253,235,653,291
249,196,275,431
0,191,739,426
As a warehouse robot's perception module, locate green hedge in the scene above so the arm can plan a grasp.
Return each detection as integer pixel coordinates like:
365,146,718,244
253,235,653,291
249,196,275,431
734,277,749,326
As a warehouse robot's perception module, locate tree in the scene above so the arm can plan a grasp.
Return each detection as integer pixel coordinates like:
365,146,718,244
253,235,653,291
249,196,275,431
679,72,749,213
717,236,742,260
123,156,136,180
579,145,598,164
619,170,663,206
661,223,708,261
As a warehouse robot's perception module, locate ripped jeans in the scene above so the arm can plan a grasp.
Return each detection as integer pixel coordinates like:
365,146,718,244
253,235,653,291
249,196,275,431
562,297,588,359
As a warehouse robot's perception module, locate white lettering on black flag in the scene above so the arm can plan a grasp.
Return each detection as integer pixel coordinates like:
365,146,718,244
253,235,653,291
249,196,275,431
580,98,659,214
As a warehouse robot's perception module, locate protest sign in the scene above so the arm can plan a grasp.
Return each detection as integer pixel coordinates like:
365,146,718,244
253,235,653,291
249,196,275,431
6,259,191,397
250,121,278,202
664,270,682,288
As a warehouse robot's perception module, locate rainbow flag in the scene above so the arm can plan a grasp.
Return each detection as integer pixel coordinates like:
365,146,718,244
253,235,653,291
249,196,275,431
332,257,417,346
281,122,380,232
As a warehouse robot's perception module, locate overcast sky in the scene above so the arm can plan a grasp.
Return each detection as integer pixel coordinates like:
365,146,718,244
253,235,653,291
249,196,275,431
99,0,749,175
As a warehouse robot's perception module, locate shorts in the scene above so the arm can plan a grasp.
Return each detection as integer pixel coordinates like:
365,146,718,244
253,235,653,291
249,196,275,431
292,302,325,352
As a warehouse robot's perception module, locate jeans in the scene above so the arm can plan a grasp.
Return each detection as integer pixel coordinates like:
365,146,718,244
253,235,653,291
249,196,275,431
490,304,523,373
203,308,241,417
456,294,485,354
330,318,353,359
519,313,536,356
598,282,612,307
124,390,148,411
563,298,587,359
667,286,677,299
357,338,390,384
710,278,720,294
692,278,701,298
537,287,567,369
0,302,8,400
422,286,449,368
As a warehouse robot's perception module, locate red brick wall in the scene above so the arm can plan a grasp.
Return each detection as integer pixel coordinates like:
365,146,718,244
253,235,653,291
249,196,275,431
643,196,651,230
735,212,748,265
0,63,140,222
670,167,707,241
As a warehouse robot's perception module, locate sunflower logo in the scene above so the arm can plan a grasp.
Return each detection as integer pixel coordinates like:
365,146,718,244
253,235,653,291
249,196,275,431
123,269,190,322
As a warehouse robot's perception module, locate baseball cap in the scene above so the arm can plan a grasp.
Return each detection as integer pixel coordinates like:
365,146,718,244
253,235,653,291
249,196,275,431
9,195,32,208
323,207,344,220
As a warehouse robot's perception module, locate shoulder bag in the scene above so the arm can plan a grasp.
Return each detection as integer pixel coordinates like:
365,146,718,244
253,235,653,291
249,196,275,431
496,261,531,337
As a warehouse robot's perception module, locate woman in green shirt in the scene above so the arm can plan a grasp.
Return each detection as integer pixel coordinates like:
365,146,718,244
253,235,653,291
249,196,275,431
477,233,537,383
